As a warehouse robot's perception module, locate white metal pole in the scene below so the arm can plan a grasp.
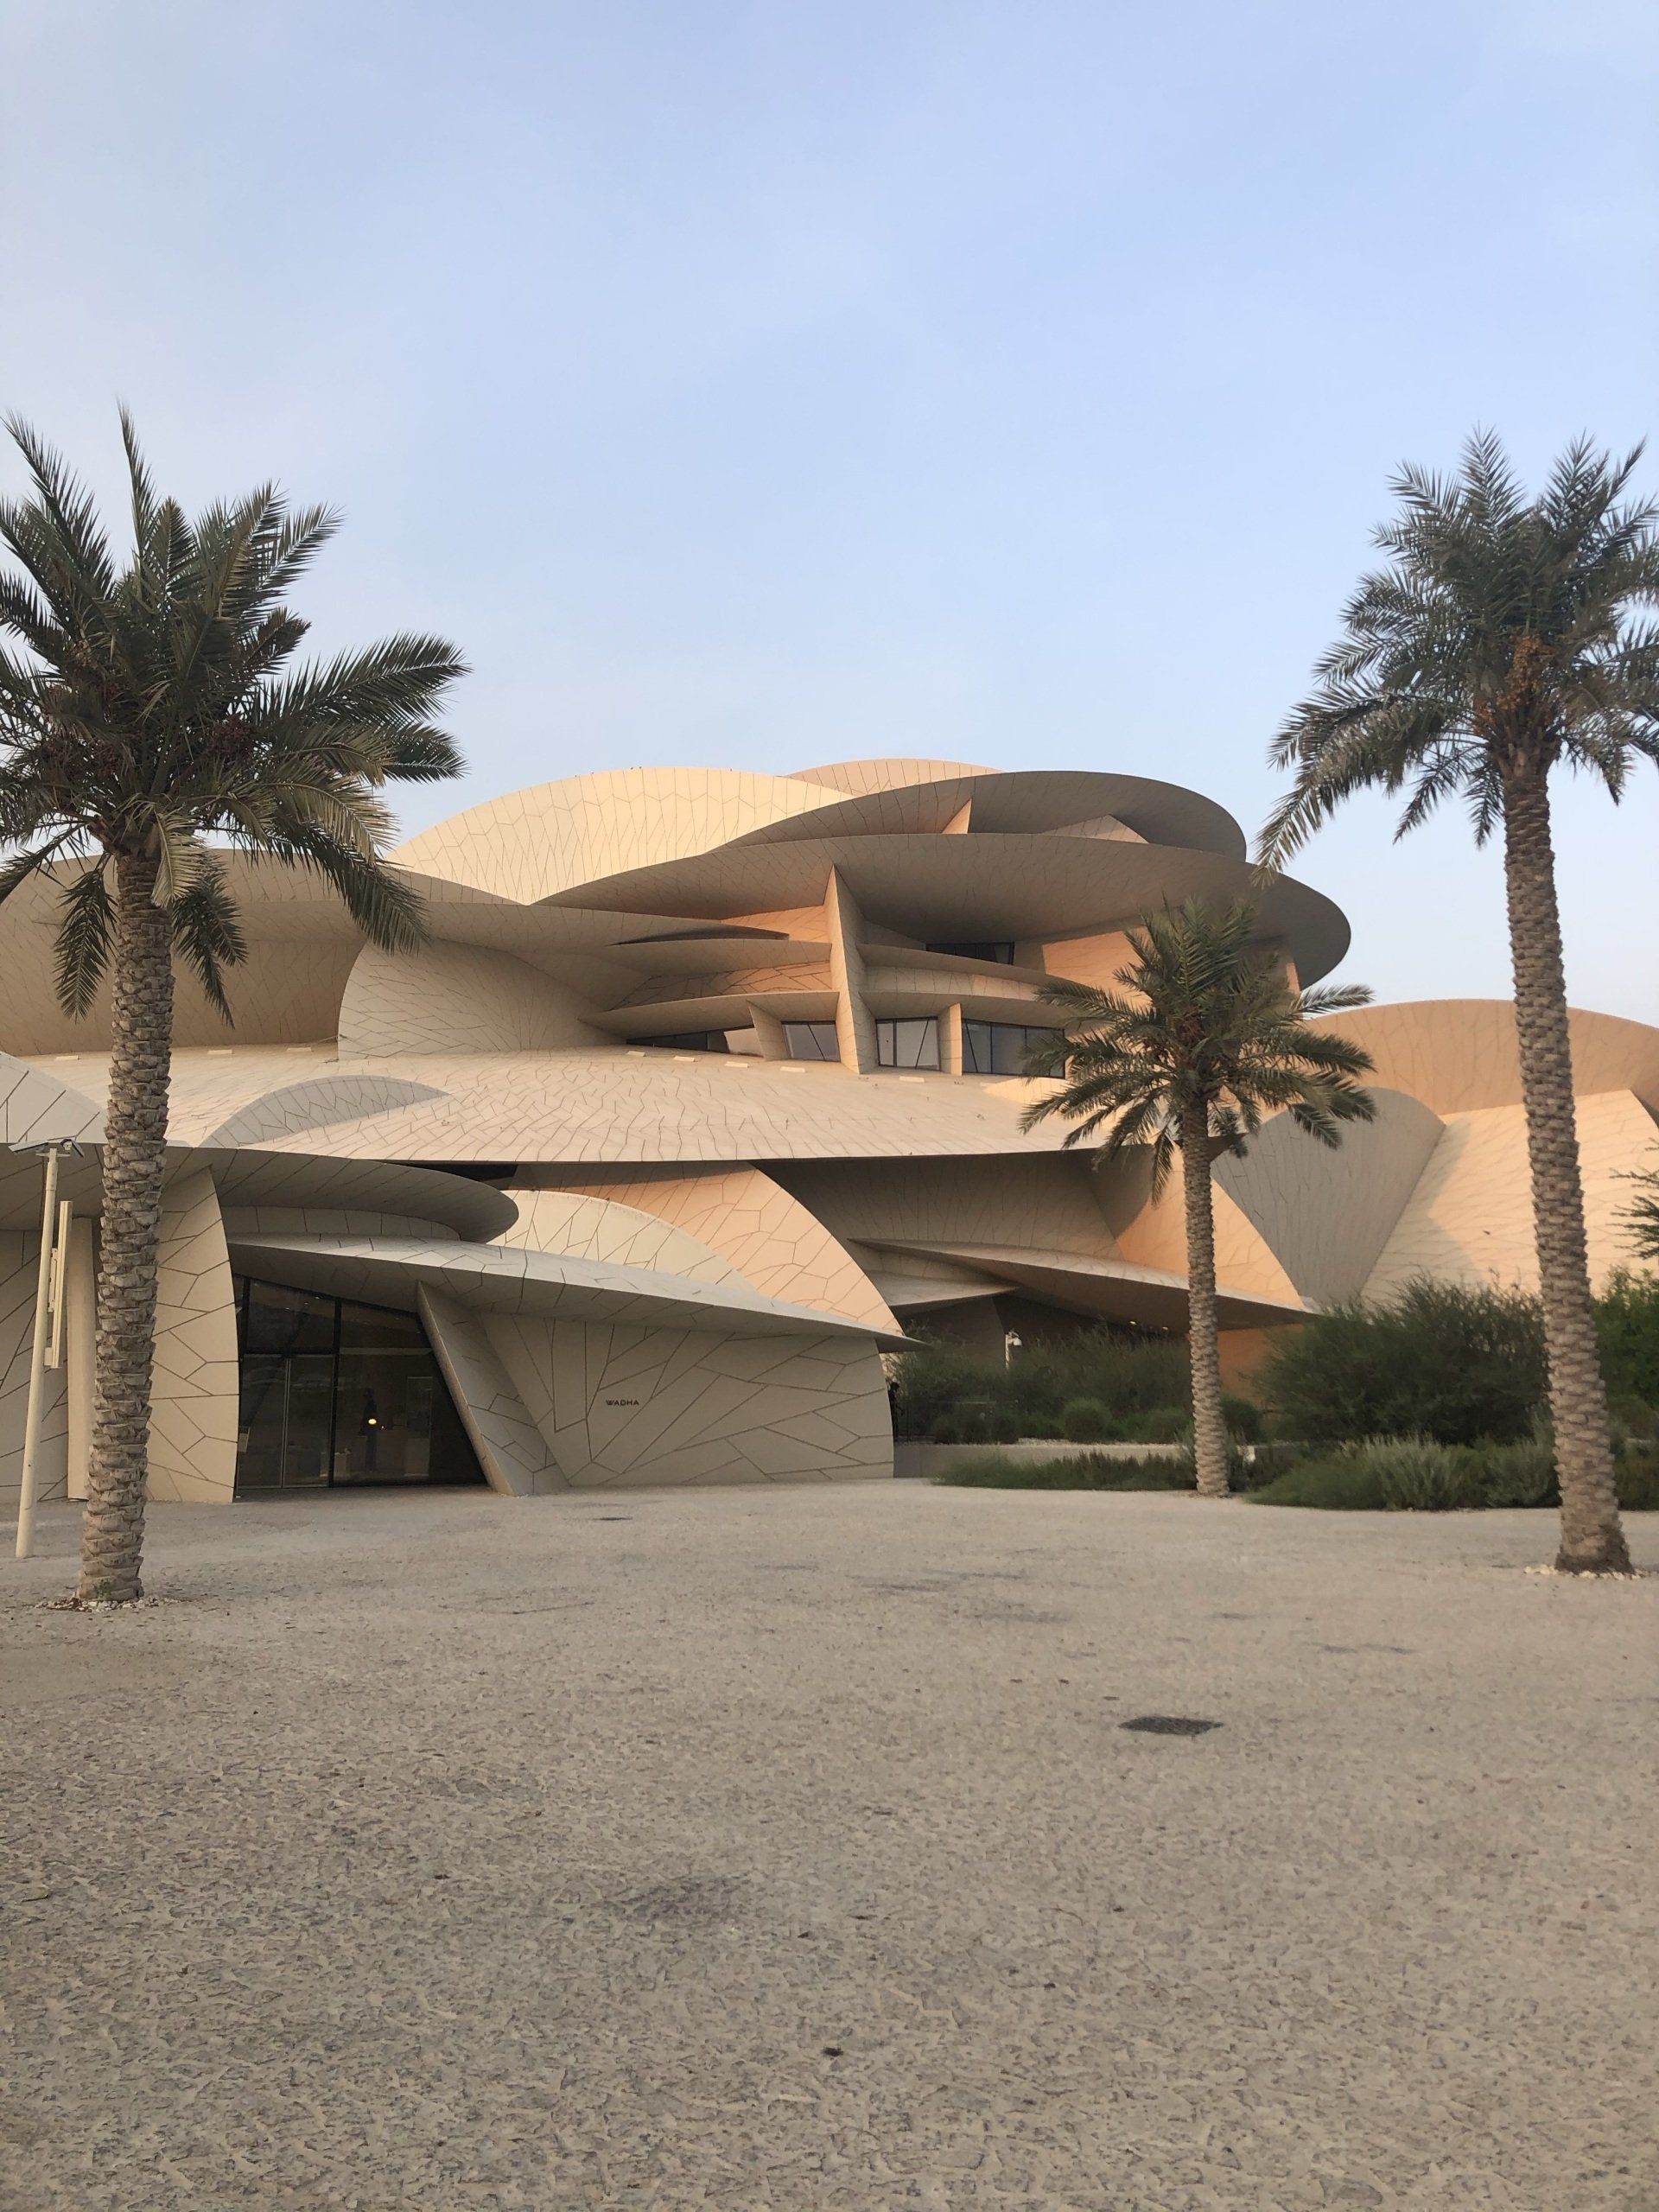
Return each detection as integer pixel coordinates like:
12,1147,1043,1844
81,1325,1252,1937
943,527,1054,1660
14,1145,62,1560
45,1197,71,1370
65,1217,96,1502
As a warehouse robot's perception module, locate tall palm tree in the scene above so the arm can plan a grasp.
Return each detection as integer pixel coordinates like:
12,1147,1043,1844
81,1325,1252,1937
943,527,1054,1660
1021,899,1375,1498
0,415,465,1604
1261,431,1659,1573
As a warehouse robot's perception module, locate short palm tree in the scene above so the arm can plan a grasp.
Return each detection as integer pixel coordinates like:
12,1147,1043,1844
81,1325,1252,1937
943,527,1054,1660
1020,899,1375,1498
0,415,465,1603
1261,431,1659,1573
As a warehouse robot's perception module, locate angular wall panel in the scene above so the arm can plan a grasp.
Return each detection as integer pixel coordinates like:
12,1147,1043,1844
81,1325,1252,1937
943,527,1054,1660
147,1172,238,1504
0,1230,67,1510
553,1166,898,1332
338,941,605,1057
1216,1088,1445,1306
1364,1090,1659,1300
483,1313,892,1488
418,1288,566,1496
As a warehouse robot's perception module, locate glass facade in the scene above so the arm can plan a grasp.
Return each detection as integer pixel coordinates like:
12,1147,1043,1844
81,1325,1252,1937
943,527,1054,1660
783,1020,841,1061
875,1016,941,1069
232,1276,485,1495
962,1020,1060,1076
625,1030,730,1052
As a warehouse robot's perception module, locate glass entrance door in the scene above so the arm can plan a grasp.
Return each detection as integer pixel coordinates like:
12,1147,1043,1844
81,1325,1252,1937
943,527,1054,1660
234,1351,333,1490
236,1354,291,1490
334,1301,448,1484
283,1354,335,1487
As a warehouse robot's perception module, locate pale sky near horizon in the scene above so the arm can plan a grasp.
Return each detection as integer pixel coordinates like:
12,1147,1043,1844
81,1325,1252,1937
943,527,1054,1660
3,1,1656,1018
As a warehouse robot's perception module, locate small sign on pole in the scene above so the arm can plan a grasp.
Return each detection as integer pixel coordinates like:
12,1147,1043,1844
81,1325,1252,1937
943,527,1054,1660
45,1196,71,1370
14,1141,82,1560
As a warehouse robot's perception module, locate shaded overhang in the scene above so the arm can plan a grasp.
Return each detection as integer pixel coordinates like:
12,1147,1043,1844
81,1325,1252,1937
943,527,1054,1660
874,1238,1310,1331
226,1230,911,1348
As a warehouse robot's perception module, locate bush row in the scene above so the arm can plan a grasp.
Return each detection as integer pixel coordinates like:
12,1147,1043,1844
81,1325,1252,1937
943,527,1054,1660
1246,1435,1659,1513
894,1330,1192,1443
893,1274,1659,1454
933,1435,1659,1510
935,1451,1196,1492
925,1394,1261,1446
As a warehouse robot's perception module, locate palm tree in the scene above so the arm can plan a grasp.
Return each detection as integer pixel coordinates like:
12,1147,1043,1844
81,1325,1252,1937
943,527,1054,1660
1261,431,1659,1573
1020,899,1375,1498
0,415,465,1604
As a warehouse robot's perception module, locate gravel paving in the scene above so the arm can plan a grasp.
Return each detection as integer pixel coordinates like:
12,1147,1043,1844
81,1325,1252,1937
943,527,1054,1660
3,1486,1656,2211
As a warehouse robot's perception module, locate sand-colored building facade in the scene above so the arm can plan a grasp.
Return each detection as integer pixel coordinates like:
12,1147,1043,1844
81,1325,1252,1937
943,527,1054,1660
0,757,1652,1507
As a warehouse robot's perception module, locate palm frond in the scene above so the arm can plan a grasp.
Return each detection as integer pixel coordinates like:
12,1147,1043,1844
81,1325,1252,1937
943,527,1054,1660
1296,981,1374,1016
0,832,79,907
53,864,113,1017
151,816,208,905
264,824,428,952
1617,1163,1659,1262
168,855,245,1020
119,406,157,550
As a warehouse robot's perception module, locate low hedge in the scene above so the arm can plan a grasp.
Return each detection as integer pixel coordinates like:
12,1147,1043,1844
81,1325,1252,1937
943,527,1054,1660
927,1425,1659,1510
1246,1436,1659,1511
1245,1459,1389,1510
925,1398,1261,1447
932,1452,1195,1491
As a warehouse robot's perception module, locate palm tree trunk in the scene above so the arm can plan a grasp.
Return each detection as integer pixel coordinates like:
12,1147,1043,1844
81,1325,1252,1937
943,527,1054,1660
1180,1103,1231,1500
1500,765,1630,1574
77,852,174,1604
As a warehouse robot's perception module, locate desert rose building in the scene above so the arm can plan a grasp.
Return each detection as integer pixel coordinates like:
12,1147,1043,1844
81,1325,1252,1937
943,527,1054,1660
1,757,1654,1509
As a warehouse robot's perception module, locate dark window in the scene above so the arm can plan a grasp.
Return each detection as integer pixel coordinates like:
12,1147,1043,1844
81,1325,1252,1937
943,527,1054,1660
926,940,1015,964
625,1030,730,1052
338,1299,428,1351
783,1020,841,1061
398,1161,519,1184
875,1016,940,1070
243,1278,335,1355
962,1020,1061,1076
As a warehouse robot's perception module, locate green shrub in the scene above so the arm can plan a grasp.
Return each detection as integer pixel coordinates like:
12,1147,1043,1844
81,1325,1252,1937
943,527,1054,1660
1355,1433,1484,1510
1595,1269,1659,1411
1222,1393,1265,1443
927,1401,1019,1446
1240,1439,1306,1486
1244,1458,1389,1510
1023,1330,1192,1416
1607,1394,1659,1447
1260,1280,1547,1447
932,1452,1192,1491
1617,1445,1659,1511
1058,1396,1121,1443
1124,1404,1192,1443
1468,1436,1557,1508
1249,1436,1659,1511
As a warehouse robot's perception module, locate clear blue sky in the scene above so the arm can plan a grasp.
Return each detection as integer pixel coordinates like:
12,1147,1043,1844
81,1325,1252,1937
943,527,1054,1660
4,1,1656,1015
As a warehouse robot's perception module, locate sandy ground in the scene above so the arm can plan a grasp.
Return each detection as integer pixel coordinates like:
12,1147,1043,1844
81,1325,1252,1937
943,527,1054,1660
3,1486,1656,2212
